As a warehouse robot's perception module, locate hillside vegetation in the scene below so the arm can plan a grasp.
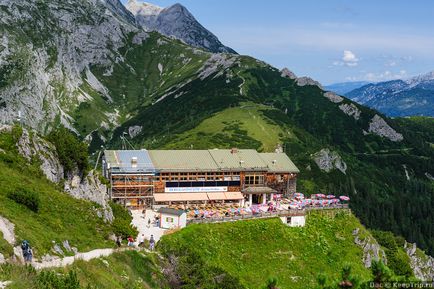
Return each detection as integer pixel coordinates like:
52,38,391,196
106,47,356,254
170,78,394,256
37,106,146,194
159,211,374,289
162,102,289,151
0,251,168,289
0,126,130,256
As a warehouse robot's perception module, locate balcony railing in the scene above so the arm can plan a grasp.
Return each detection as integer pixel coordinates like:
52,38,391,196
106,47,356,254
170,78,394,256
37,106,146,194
186,204,349,225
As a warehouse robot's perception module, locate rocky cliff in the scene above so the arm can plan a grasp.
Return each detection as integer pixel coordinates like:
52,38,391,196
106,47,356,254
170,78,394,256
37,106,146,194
125,0,236,54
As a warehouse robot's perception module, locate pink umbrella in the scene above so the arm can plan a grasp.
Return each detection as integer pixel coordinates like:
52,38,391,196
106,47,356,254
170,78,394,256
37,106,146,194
326,195,335,199
340,196,350,201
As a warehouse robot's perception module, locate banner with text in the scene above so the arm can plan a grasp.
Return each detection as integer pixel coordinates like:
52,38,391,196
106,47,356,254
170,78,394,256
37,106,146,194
165,186,228,193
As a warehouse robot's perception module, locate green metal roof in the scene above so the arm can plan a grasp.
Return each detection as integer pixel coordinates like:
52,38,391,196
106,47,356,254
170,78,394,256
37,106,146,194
209,149,268,171
104,149,299,173
259,153,300,173
148,150,218,172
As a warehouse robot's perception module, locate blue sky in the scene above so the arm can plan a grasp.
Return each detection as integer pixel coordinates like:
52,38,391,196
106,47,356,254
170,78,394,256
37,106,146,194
122,0,434,85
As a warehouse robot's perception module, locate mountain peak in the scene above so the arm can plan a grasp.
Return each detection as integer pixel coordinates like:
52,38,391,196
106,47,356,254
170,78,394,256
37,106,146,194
125,0,236,54
405,70,434,86
126,0,162,16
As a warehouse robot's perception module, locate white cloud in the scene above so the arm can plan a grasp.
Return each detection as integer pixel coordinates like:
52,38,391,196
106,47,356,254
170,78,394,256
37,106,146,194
333,50,359,67
343,50,358,62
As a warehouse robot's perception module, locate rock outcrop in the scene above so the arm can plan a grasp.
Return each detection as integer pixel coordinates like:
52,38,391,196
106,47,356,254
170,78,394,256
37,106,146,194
404,242,434,281
198,53,239,80
353,228,387,268
128,125,142,138
17,127,64,183
12,126,113,222
368,115,404,142
313,148,347,174
64,171,113,223
323,91,343,103
296,77,323,89
280,68,297,80
339,103,361,120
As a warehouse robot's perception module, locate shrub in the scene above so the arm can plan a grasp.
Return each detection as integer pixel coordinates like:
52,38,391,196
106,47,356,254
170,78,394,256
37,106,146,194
110,202,138,239
8,189,40,212
371,230,397,251
387,250,413,277
371,230,413,278
47,127,89,176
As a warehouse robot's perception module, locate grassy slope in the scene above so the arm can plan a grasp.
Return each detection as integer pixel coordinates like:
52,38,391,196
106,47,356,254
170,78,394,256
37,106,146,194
162,102,289,151
74,32,210,150
159,211,372,289
0,232,13,257
0,251,168,289
0,127,116,256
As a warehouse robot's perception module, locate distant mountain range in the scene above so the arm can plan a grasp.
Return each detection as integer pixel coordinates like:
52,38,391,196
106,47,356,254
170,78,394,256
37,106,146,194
125,0,236,53
324,81,370,95
325,72,434,117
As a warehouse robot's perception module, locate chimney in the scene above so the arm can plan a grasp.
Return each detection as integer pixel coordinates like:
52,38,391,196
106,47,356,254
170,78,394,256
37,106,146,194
131,157,138,168
272,160,277,165
231,148,238,154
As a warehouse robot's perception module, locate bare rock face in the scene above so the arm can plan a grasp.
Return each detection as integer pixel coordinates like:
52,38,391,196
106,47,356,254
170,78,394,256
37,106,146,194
404,242,434,281
323,91,343,103
0,0,139,132
280,68,297,80
313,148,347,174
368,115,404,142
64,171,114,223
17,128,64,183
126,0,236,54
128,125,142,138
296,77,323,89
198,53,239,80
0,253,5,264
353,228,387,268
339,103,361,120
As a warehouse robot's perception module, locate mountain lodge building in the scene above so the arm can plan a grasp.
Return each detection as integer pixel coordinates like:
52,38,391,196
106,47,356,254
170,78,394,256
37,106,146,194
102,149,299,208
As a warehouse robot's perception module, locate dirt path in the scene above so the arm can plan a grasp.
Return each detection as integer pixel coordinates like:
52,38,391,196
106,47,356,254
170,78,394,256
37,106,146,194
32,247,130,270
0,216,15,245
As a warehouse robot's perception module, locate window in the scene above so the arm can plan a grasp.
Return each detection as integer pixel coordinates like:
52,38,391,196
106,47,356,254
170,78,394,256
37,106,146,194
286,217,292,224
166,217,174,223
256,175,264,185
245,174,265,185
